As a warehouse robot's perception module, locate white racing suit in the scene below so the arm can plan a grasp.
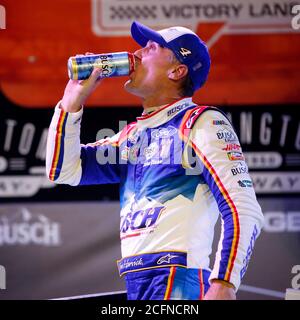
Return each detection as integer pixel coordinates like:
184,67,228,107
46,97,264,300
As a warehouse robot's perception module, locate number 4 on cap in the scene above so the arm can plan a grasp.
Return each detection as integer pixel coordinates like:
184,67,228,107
180,47,192,57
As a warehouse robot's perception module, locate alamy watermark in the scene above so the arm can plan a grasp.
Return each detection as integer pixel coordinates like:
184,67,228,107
93,123,219,176
0,265,6,290
291,4,300,30
0,5,6,30
291,265,300,289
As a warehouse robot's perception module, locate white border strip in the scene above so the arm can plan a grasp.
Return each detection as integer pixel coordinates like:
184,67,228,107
52,290,127,300
239,284,285,299
52,286,285,300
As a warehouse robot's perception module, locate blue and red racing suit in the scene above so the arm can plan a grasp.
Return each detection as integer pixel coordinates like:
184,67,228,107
46,97,264,300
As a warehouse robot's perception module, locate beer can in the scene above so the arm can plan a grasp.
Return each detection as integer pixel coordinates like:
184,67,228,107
67,52,135,80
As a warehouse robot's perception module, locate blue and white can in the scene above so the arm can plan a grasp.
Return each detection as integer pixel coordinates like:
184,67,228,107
67,52,135,80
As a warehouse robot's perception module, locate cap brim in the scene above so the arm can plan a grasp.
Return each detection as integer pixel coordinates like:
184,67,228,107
131,21,167,47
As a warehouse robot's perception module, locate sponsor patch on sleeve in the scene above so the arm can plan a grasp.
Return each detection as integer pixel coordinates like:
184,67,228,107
238,179,253,188
212,119,229,126
227,151,245,161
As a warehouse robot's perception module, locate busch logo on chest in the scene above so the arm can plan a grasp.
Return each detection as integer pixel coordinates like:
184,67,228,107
120,206,164,235
167,103,188,117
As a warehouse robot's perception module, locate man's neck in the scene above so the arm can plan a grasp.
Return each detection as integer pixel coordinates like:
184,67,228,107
142,95,183,115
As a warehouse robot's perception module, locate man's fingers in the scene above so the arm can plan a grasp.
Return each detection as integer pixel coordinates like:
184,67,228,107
76,68,102,87
87,68,102,84
90,67,102,81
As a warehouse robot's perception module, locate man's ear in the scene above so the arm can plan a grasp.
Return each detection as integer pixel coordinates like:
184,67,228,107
168,64,188,81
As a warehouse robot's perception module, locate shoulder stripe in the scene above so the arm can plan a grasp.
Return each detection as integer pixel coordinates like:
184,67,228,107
179,105,231,140
179,105,211,139
49,109,68,181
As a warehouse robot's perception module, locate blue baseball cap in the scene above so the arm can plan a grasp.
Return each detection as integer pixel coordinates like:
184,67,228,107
131,21,211,91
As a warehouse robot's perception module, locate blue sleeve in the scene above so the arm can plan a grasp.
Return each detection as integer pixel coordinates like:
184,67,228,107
79,143,120,185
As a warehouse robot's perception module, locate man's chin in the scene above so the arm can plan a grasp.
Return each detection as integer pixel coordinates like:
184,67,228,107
124,79,132,91
124,79,142,97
